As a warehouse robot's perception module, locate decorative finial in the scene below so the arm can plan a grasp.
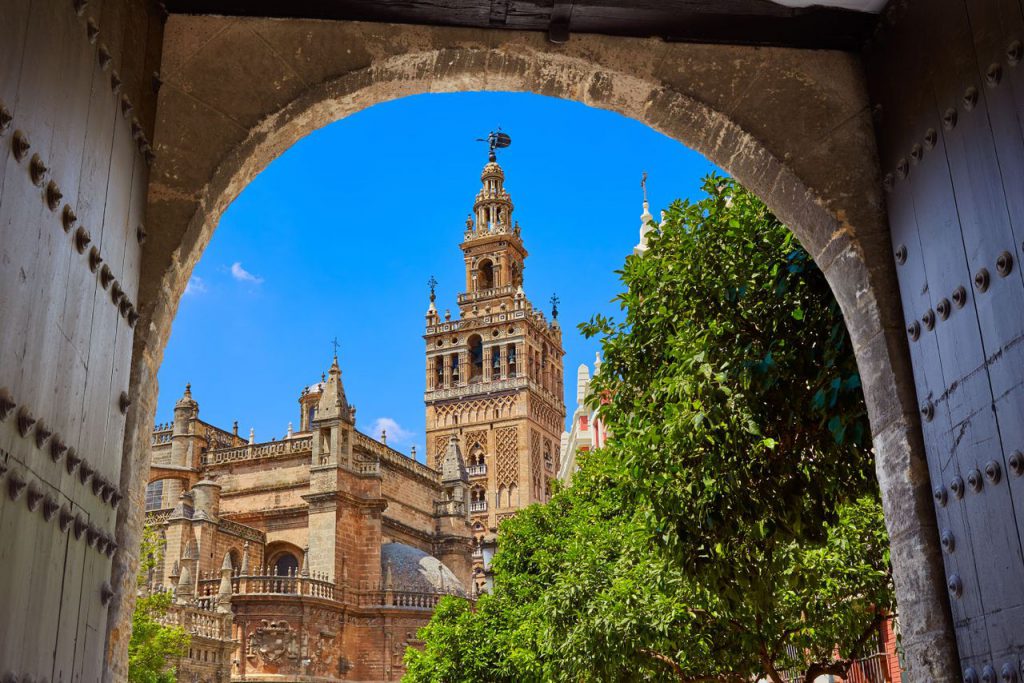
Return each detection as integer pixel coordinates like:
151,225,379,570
184,383,192,396
331,336,340,359
410,445,417,460
381,429,387,445
428,275,438,304
550,293,560,320
641,171,648,207
476,129,511,163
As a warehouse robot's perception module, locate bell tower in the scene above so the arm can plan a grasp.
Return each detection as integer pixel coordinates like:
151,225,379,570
424,136,566,580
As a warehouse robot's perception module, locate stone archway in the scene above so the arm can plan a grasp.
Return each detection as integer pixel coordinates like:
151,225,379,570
108,17,955,680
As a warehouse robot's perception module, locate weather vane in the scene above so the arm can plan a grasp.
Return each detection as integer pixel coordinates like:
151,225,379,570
428,275,438,303
550,293,560,320
331,336,340,357
476,128,512,162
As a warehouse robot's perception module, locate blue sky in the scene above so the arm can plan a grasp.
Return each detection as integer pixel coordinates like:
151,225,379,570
156,91,717,461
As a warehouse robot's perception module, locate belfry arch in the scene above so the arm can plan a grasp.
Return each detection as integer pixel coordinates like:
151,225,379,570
104,17,951,680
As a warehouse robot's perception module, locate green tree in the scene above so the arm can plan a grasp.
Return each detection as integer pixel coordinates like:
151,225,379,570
128,527,190,683
405,176,894,683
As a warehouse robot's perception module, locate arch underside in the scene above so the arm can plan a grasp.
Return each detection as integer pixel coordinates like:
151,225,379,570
106,17,956,681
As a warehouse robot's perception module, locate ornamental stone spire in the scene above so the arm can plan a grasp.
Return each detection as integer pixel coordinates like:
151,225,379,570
317,355,352,423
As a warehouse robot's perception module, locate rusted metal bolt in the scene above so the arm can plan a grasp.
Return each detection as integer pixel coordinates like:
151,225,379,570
894,244,907,265
1009,451,1024,477
996,251,1014,277
951,476,964,498
86,19,99,43
937,298,951,320
967,468,983,491
985,460,1002,484
924,128,937,150
46,181,62,211
59,505,74,532
974,268,990,292
33,419,52,448
953,285,968,308
907,320,921,341
42,495,59,521
963,86,979,111
0,105,12,134
920,401,934,421
99,264,114,289
62,204,77,232
940,529,955,553
29,154,48,186
12,130,31,161
947,573,963,597
74,227,91,254
7,471,27,501
986,63,1003,87
933,486,947,506
26,483,43,512
16,407,36,437
97,45,112,70
88,247,102,273
65,448,81,474
49,436,67,462
922,309,935,331
119,391,131,415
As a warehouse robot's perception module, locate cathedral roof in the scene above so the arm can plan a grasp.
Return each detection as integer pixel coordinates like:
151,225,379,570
380,542,466,597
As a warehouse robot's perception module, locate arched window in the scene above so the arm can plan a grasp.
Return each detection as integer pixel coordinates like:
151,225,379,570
145,480,164,511
478,259,494,290
491,347,501,376
507,344,517,377
274,553,299,577
468,335,483,382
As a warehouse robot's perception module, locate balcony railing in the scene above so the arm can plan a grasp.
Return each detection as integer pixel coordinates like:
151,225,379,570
191,567,469,610
468,464,487,477
470,500,488,513
434,499,466,516
457,284,516,305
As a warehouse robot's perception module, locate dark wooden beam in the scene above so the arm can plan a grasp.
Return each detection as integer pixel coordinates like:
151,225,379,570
160,0,878,51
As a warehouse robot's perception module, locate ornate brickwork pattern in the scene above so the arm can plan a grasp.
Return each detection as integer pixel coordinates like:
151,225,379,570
433,395,518,427
495,427,518,486
530,431,542,499
465,430,487,453
433,434,450,468
528,397,563,434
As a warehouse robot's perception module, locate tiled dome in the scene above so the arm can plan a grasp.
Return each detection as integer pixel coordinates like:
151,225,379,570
380,542,466,597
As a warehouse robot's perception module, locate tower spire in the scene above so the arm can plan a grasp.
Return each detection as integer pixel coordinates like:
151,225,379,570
635,171,655,255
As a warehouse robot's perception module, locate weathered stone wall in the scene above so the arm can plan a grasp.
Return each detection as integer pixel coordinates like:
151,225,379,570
0,0,161,680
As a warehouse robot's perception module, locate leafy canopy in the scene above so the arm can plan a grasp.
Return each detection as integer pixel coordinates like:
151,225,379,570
405,176,892,683
128,527,190,683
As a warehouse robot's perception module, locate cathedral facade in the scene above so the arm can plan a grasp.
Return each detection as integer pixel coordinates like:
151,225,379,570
424,150,566,588
143,148,565,681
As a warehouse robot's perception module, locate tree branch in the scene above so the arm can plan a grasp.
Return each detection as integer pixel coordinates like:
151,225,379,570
800,612,886,683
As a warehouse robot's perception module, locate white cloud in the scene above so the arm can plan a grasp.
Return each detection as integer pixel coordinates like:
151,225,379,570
231,262,264,284
368,417,415,446
184,276,207,295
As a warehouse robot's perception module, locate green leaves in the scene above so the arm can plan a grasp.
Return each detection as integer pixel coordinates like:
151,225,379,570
406,175,893,683
129,528,190,683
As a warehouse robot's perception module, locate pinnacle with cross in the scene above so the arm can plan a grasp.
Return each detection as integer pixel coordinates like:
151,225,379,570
550,293,560,320
331,337,340,359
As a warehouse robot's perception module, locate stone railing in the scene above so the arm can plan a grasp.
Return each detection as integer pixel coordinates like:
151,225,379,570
151,429,172,446
468,464,486,477
203,436,312,465
424,375,528,402
146,507,173,525
457,284,515,305
425,308,528,335
218,518,265,544
434,499,466,517
354,458,381,476
153,595,233,641
198,571,339,601
355,432,438,483
470,500,487,513
194,570,467,611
